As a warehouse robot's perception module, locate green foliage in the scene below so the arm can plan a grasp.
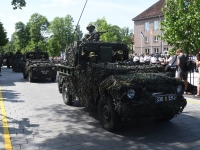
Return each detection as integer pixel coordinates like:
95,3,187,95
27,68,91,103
14,21,30,51
161,0,200,54
91,18,134,52
0,22,9,47
47,15,76,56
11,0,26,9
28,13,49,44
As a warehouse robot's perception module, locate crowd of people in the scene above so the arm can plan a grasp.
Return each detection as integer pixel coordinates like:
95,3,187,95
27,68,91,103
129,49,200,97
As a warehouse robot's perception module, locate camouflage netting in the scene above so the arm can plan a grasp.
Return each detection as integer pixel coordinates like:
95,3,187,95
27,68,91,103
66,63,186,118
99,73,186,120
27,60,55,67
58,41,187,120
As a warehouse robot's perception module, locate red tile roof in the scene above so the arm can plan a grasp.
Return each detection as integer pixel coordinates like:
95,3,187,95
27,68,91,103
132,0,166,21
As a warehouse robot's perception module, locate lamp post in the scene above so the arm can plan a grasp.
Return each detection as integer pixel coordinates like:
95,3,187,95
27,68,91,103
159,15,163,53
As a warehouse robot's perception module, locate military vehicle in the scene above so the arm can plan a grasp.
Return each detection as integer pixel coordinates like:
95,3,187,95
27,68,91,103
12,51,23,72
57,40,187,132
22,49,57,82
2,52,13,68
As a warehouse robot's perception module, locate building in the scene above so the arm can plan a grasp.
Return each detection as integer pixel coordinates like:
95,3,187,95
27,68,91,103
132,0,170,55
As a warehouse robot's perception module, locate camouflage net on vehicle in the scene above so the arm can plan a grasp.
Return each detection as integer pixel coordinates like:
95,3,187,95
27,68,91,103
67,62,186,118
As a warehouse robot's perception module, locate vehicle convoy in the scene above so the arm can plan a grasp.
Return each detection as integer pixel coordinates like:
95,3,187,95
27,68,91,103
57,35,187,131
12,51,23,72
22,48,57,82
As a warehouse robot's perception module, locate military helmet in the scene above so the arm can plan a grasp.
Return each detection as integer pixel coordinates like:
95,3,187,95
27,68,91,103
86,24,95,30
88,52,97,57
116,50,123,55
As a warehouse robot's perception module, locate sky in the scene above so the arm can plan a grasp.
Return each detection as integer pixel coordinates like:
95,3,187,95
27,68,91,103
0,0,159,40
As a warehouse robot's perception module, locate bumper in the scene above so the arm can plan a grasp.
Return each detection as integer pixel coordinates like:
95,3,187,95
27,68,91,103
116,95,187,120
30,70,57,78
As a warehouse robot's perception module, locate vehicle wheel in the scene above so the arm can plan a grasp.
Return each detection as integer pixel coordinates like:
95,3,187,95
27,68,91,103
58,83,62,93
62,83,73,106
156,114,175,122
28,72,33,82
51,76,56,81
23,73,27,79
98,97,121,132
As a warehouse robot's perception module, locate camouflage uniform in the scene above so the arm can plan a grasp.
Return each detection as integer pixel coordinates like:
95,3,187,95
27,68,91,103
82,24,95,42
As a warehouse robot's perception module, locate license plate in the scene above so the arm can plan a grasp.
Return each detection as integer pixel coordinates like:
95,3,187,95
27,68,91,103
41,70,49,74
155,94,177,103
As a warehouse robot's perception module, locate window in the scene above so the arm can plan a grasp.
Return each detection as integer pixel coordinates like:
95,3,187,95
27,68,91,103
145,37,149,44
164,48,168,51
145,49,150,54
145,22,149,32
154,21,159,30
154,48,159,53
154,36,159,42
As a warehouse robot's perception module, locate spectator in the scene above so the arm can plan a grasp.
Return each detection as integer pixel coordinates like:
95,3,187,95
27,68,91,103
176,48,189,93
133,53,139,64
194,53,200,98
150,54,157,64
139,54,144,65
166,50,178,78
144,53,151,65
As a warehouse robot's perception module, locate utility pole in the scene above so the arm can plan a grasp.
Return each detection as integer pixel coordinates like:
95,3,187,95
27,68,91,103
159,15,163,53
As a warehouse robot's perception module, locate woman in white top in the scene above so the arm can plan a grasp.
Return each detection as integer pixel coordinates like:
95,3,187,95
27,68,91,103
139,55,144,64
166,54,178,77
150,55,157,64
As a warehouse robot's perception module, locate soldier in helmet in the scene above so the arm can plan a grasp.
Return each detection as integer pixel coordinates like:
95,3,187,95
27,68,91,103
88,52,97,63
82,24,96,42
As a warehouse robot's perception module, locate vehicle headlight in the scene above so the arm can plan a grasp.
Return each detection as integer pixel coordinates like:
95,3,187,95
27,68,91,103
177,85,182,93
127,89,135,99
52,67,56,70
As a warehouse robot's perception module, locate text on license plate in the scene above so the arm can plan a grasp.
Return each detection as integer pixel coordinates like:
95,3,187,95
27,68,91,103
155,94,177,103
41,70,49,74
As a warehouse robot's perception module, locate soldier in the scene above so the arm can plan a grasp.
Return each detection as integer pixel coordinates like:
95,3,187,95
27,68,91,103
82,24,96,42
88,52,97,63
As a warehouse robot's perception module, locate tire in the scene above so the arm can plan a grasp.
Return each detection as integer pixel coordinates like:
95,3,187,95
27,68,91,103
62,83,73,106
58,83,62,93
51,76,56,81
28,72,33,82
23,72,27,79
98,96,121,132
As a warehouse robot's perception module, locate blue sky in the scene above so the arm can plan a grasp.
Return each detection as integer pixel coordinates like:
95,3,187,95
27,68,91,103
0,0,158,39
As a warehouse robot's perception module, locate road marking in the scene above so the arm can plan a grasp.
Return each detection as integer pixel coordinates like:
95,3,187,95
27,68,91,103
0,86,12,150
187,99,200,105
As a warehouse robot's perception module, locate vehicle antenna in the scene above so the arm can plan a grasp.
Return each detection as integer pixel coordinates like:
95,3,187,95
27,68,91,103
73,0,88,34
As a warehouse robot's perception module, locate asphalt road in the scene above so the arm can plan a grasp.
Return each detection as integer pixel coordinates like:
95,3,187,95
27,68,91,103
0,66,200,150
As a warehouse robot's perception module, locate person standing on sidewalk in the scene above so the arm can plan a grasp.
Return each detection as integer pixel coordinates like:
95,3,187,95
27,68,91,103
176,49,188,93
194,53,200,97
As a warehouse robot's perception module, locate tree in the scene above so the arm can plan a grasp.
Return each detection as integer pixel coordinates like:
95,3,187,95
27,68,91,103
0,22,9,47
27,13,49,45
161,0,200,54
92,18,134,51
92,18,121,42
11,0,26,9
47,15,76,56
14,21,30,52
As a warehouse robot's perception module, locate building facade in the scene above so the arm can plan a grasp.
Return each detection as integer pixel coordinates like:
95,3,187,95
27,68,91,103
132,0,171,55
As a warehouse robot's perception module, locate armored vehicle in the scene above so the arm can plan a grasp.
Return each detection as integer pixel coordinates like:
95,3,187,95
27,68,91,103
22,49,57,82
57,41,187,132
12,51,23,72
